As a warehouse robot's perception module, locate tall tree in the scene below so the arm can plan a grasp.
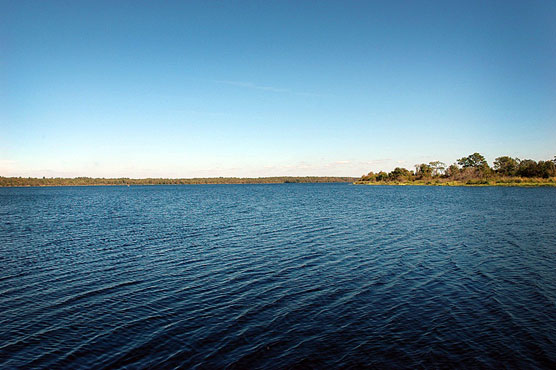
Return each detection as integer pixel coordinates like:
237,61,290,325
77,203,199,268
493,156,519,176
538,160,556,178
389,167,412,181
376,171,389,181
516,159,540,177
445,163,460,178
414,163,433,179
429,161,446,177
457,153,488,168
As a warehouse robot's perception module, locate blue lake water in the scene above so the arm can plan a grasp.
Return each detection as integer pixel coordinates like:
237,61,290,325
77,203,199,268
1,183,555,369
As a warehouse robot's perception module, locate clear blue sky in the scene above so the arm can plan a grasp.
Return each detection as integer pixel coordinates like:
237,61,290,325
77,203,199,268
2,0,555,178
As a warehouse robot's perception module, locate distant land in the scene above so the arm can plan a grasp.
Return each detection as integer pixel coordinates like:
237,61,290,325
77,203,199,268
3,153,556,188
355,153,556,187
0,176,357,187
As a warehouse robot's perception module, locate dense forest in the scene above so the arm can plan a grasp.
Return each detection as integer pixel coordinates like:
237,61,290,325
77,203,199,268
356,153,556,186
0,176,357,187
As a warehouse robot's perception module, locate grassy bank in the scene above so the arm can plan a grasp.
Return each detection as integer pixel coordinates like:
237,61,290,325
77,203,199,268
354,177,556,187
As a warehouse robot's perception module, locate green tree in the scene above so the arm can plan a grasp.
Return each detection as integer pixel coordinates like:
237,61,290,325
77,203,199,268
414,163,432,179
538,160,556,178
375,171,389,181
457,153,487,168
429,161,446,177
445,163,460,178
361,171,376,182
516,159,540,177
458,152,491,177
493,156,519,176
388,167,412,181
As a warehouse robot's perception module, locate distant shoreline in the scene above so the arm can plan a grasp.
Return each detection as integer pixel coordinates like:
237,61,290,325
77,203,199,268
2,177,555,188
0,176,357,187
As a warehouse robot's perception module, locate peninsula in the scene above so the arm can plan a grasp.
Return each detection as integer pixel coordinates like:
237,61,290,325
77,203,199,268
355,153,556,187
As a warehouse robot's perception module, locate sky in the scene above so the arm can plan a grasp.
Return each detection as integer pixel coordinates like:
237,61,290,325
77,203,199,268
1,0,555,178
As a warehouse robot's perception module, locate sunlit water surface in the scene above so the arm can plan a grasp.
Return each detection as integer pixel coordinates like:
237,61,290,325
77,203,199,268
1,184,555,368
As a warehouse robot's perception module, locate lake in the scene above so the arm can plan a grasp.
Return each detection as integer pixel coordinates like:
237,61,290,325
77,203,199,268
1,184,555,368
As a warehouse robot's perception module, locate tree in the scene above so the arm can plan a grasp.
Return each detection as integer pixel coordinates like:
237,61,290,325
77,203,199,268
445,163,460,178
414,163,432,179
375,171,389,181
388,167,412,181
429,161,446,177
457,153,488,168
538,160,556,178
361,171,376,182
516,159,540,177
458,152,491,177
493,156,519,176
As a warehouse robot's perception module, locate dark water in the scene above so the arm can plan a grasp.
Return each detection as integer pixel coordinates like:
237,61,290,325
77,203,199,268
1,184,555,369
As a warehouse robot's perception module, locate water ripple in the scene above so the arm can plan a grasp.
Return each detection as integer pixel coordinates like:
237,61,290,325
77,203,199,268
1,184,555,368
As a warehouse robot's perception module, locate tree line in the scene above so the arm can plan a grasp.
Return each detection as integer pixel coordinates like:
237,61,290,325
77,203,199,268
0,176,357,187
358,153,556,184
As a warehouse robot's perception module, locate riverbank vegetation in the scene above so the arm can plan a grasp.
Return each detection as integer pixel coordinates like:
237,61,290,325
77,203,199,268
355,153,556,187
0,176,357,187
